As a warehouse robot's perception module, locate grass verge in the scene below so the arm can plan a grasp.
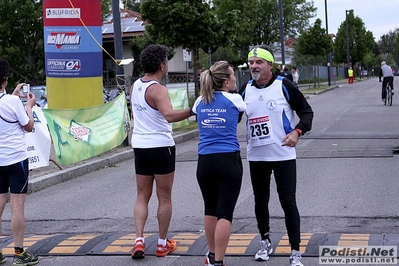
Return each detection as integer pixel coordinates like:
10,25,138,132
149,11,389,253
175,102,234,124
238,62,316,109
301,85,331,94
173,120,198,134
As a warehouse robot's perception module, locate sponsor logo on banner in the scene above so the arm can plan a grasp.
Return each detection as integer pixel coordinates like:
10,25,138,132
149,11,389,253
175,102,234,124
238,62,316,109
68,120,92,143
47,32,81,49
46,8,80,19
47,59,81,71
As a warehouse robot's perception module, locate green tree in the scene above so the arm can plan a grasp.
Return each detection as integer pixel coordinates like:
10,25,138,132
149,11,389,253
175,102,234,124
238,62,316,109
378,28,399,66
130,34,154,78
333,13,375,68
293,19,331,87
0,0,45,90
101,0,112,21
124,0,141,12
212,0,316,62
130,33,176,77
140,0,240,96
294,19,331,61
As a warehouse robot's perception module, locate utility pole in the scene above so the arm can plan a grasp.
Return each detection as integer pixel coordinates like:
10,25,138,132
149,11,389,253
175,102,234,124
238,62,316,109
346,9,354,67
278,0,285,65
112,0,128,146
112,0,125,88
325,0,331,86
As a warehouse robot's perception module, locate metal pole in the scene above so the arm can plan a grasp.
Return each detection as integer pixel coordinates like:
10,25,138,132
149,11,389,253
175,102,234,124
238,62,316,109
112,0,127,146
346,10,350,67
186,62,189,98
325,0,331,86
112,0,125,87
278,0,285,65
208,47,212,68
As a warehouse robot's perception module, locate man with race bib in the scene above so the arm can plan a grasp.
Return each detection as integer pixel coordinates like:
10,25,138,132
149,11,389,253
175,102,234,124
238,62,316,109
239,45,313,266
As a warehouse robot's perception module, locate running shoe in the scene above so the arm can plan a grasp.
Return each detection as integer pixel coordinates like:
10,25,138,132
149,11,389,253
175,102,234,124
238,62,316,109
290,249,303,266
156,239,177,257
0,250,6,264
204,251,215,266
131,239,145,259
12,249,38,266
254,239,273,261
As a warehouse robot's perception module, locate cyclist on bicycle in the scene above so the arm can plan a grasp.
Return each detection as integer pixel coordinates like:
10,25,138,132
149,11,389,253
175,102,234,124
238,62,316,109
379,61,394,102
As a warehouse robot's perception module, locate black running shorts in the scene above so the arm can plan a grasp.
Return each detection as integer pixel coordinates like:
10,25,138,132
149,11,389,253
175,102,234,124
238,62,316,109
0,159,29,194
133,146,176,175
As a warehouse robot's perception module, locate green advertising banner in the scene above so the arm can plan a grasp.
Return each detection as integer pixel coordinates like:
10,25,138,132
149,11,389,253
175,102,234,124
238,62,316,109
43,93,130,166
169,88,189,129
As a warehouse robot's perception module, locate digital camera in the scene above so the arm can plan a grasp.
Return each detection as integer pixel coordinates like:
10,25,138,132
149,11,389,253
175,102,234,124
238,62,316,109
22,84,30,95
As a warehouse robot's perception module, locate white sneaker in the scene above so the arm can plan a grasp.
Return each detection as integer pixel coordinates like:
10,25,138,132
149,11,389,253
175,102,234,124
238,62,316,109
290,249,303,266
254,239,273,261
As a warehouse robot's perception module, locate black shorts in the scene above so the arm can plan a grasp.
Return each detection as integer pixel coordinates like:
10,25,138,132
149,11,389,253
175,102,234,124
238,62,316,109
134,146,176,175
0,159,29,194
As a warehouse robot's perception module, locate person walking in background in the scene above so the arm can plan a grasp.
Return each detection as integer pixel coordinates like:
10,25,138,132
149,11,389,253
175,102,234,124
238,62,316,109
279,66,294,82
348,67,354,84
191,61,246,266
274,64,281,76
198,68,203,80
129,44,193,259
292,67,299,86
240,45,313,266
379,61,394,102
0,58,39,265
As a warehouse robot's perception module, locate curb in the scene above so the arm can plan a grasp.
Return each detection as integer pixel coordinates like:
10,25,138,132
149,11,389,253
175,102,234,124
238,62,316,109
28,129,199,194
302,85,340,96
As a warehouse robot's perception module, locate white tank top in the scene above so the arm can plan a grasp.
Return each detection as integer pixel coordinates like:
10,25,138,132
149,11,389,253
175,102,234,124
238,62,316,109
244,77,296,161
130,79,174,148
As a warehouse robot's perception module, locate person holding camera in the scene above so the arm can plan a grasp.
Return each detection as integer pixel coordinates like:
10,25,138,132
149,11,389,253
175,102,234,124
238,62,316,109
0,58,39,265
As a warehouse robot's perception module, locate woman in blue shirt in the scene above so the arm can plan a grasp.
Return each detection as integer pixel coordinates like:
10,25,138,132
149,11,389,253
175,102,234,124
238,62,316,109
191,61,246,266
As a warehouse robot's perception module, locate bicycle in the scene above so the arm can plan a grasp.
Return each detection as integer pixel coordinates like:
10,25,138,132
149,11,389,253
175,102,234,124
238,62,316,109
384,80,393,106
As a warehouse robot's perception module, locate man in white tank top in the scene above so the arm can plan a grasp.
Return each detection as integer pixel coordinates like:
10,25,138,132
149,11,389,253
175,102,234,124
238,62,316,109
129,45,194,259
239,45,313,266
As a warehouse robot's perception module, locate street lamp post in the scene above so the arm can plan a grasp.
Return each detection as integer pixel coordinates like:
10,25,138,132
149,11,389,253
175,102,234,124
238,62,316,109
345,9,354,67
325,0,331,86
278,0,285,65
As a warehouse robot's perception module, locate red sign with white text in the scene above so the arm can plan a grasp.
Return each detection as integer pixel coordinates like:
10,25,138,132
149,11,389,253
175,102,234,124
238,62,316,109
43,0,101,27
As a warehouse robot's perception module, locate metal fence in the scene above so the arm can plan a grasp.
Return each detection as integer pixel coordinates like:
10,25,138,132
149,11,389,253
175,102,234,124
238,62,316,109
104,65,375,97
236,65,375,88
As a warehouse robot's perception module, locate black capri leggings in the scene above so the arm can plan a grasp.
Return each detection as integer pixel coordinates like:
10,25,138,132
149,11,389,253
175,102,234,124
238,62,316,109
196,152,243,222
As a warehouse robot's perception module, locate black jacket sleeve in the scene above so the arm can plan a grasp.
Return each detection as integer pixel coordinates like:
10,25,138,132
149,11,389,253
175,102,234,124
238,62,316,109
282,79,313,134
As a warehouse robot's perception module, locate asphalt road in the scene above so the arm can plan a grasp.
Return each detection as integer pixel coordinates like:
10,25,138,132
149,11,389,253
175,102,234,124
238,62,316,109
1,77,399,266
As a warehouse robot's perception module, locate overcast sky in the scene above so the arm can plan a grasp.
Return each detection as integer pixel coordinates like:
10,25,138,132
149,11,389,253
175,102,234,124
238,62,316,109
310,0,398,41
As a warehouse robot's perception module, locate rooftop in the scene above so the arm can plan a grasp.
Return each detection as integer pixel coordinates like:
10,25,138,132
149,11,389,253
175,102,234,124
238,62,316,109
102,9,145,39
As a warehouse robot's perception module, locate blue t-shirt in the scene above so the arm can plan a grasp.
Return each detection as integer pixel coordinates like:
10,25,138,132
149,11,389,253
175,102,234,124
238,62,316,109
192,91,246,155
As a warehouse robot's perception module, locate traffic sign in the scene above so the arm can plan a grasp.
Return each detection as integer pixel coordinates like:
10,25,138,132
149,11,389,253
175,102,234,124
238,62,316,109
183,49,192,62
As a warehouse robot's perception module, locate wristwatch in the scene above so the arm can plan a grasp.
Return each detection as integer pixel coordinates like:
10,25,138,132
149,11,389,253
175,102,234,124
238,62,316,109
190,108,196,116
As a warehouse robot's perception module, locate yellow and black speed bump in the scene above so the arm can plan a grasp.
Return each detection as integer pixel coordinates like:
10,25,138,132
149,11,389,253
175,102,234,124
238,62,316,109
0,232,389,257
302,233,328,257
